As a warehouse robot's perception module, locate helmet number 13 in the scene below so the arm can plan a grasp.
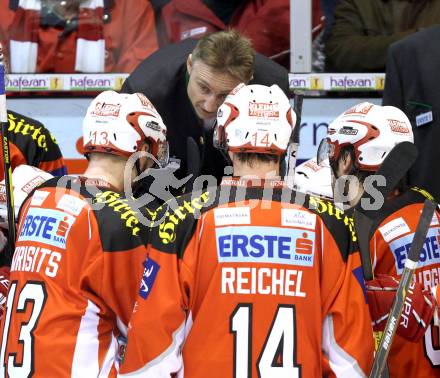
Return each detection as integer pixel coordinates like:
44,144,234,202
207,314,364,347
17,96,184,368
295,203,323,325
90,131,109,145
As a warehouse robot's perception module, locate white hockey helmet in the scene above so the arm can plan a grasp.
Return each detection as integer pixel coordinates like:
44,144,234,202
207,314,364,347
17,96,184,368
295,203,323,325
318,102,414,171
83,91,168,166
214,83,296,155
0,165,54,226
294,157,333,199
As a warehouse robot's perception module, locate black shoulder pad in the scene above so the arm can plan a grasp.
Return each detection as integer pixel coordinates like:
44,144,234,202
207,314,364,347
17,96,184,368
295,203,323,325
368,187,433,233
6,110,62,166
31,177,147,252
306,196,357,261
148,189,216,256
89,190,149,252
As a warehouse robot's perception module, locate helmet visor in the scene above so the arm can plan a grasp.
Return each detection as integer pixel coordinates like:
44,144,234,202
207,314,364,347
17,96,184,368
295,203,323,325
317,138,335,165
156,141,169,168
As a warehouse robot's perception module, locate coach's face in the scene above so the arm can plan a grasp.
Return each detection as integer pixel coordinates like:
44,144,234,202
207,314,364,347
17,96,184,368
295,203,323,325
186,54,241,120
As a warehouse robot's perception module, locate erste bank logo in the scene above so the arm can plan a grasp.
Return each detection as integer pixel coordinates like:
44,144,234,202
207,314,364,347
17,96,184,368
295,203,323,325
389,227,440,274
19,208,76,249
216,226,315,267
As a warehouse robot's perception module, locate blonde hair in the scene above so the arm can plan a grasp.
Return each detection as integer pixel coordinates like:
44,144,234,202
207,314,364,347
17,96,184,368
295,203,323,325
192,30,255,83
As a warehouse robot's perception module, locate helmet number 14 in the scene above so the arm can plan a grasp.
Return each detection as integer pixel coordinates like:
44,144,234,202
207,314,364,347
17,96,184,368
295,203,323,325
251,132,270,147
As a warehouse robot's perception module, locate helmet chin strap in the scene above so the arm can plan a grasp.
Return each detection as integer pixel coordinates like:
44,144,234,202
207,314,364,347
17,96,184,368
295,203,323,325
220,149,232,167
135,159,142,177
330,156,360,206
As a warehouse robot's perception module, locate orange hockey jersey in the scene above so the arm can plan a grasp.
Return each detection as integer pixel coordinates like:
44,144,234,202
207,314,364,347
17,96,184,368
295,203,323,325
0,176,149,377
369,187,440,377
120,178,374,377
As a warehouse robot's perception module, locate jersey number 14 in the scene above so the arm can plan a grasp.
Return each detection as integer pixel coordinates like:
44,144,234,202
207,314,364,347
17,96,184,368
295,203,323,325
230,304,301,378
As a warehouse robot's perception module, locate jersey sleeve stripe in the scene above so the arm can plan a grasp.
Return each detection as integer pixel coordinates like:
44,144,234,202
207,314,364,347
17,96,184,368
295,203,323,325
322,314,367,378
72,299,115,377
120,315,193,377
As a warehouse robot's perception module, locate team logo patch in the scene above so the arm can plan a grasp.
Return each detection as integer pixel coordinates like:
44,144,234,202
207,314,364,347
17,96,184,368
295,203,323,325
281,209,316,230
136,93,155,109
139,257,160,300
22,176,46,194
216,226,315,267
91,101,121,117
378,217,411,242
389,227,440,274
388,119,410,134
248,102,279,119
344,103,374,115
214,207,250,226
18,208,75,249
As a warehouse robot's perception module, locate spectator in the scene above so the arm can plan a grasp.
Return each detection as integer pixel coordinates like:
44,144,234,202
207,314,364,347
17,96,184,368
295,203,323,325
1,0,158,73
383,24,440,201
0,165,55,315
321,0,337,42
150,0,171,47
325,0,440,72
158,0,291,67
0,40,66,177
122,30,289,194
119,84,374,377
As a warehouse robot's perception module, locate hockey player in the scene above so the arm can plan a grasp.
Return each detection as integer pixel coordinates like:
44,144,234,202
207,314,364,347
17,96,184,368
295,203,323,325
119,84,374,377
0,43,67,178
318,102,440,377
0,165,54,319
0,90,168,376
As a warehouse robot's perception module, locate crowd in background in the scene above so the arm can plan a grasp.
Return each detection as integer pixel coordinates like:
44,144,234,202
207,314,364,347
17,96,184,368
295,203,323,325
1,0,440,74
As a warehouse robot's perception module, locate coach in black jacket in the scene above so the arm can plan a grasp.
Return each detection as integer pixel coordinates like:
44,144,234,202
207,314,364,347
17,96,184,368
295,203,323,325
122,31,289,193
382,24,440,201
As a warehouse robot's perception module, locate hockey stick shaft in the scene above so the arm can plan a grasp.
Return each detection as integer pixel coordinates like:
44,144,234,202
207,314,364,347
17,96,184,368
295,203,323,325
0,56,16,260
285,91,303,188
369,199,437,378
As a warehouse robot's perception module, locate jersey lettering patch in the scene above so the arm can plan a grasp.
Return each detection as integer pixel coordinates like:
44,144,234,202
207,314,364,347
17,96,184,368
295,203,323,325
56,194,86,216
139,258,160,300
281,209,316,230
30,190,50,207
378,217,411,242
18,208,75,249
214,207,250,226
216,226,315,267
390,227,440,274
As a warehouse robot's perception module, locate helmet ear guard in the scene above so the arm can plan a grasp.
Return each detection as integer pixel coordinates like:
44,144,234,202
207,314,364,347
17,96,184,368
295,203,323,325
213,121,227,151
